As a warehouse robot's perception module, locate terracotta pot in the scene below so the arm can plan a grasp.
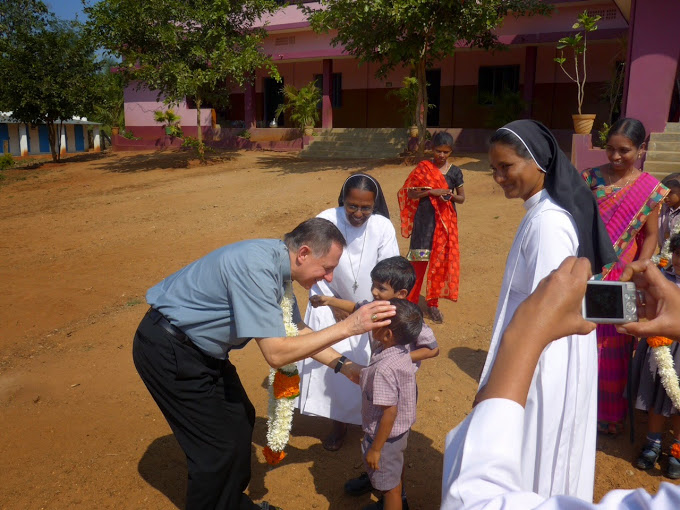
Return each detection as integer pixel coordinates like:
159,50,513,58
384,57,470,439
111,126,120,136
303,126,314,137
409,125,419,138
572,114,596,135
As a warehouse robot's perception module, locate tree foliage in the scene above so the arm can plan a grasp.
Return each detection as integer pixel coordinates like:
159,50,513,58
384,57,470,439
0,3,103,162
86,0,281,162
304,0,552,154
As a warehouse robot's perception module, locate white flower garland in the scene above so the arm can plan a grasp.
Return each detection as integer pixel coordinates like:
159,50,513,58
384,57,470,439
264,282,299,463
652,220,680,265
651,343,680,411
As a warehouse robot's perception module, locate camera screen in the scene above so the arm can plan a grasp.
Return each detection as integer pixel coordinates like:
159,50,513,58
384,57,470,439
585,283,624,319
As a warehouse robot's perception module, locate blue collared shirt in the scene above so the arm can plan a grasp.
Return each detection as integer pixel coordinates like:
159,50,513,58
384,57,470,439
146,239,301,359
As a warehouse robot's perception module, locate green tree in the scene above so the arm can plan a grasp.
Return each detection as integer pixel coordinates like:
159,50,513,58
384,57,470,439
86,0,281,162
0,9,103,162
91,59,127,138
304,0,551,155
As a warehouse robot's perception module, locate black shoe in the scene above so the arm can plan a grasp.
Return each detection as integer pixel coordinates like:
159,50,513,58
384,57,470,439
258,502,282,510
362,496,409,510
345,472,373,496
666,455,680,479
635,440,661,470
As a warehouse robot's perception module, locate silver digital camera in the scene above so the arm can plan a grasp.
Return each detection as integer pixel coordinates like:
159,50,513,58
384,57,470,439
582,280,638,324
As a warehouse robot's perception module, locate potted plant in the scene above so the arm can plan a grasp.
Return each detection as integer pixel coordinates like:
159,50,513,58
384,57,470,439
554,10,601,134
390,76,420,137
274,82,321,136
153,108,184,138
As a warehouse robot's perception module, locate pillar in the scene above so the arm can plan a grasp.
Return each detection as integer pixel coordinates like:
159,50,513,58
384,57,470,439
523,46,537,119
322,58,333,129
245,81,256,130
60,126,67,156
19,124,28,157
621,0,680,134
93,125,101,152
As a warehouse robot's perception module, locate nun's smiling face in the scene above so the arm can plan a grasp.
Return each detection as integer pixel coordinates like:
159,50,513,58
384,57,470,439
489,143,545,202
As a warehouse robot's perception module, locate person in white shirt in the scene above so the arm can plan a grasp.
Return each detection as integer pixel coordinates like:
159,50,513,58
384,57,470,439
478,120,616,500
442,257,680,509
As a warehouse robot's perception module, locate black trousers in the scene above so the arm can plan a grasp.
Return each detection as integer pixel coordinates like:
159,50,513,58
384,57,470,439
132,313,259,510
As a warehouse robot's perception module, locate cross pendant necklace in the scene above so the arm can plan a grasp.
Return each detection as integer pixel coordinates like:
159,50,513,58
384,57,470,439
344,224,367,294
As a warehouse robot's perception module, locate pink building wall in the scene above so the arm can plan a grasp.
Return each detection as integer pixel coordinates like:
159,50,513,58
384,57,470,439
124,83,212,127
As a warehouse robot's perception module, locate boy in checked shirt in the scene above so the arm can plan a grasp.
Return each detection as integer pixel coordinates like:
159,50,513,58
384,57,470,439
356,298,422,510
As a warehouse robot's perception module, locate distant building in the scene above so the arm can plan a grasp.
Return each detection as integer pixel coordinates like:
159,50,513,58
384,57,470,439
0,113,102,157
122,0,680,150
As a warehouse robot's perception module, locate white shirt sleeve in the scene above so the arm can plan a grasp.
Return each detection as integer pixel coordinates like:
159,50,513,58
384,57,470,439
441,399,680,510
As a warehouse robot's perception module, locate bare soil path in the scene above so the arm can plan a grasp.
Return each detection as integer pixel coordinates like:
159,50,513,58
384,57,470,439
0,150,666,509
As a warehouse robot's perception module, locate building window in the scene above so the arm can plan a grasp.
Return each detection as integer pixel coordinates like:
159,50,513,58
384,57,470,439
314,73,342,108
478,65,520,105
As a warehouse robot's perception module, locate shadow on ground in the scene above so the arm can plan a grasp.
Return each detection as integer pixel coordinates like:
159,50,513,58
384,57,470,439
448,346,487,384
138,434,187,509
93,149,240,173
251,413,443,509
255,154,403,175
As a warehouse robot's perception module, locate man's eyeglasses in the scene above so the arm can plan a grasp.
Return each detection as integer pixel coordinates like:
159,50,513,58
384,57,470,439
345,204,374,213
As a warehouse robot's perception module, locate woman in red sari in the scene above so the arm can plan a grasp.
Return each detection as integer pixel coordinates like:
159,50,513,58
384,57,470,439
582,118,669,434
398,132,465,323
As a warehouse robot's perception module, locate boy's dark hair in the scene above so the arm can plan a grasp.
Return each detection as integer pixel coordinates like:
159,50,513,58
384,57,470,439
370,256,416,293
386,298,423,346
284,218,346,255
662,172,680,190
670,233,680,254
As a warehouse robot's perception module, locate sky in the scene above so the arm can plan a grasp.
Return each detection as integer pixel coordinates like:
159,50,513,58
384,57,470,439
46,0,91,22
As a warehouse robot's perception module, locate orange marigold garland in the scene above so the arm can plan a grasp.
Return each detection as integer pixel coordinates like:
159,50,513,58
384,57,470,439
671,443,680,460
647,336,680,411
263,283,300,466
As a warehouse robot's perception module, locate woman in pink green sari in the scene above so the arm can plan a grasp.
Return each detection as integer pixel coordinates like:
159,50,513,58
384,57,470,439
582,118,668,434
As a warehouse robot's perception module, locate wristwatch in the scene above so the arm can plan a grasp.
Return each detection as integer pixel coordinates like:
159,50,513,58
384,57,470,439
334,355,347,374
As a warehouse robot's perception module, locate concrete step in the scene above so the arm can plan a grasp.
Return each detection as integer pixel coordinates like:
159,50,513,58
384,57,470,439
648,141,680,152
643,161,680,174
645,151,680,162
649,132,680,142
665,122,680,133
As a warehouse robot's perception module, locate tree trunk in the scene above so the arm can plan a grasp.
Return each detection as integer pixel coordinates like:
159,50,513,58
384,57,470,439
416,58,428,159
195,97,205,163
47,122,58,162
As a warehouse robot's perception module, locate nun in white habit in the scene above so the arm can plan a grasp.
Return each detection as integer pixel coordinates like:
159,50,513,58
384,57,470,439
475,120,616,500
297,173,399,450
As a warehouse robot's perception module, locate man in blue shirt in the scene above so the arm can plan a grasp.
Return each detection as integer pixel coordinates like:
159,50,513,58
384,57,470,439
133,218,395,510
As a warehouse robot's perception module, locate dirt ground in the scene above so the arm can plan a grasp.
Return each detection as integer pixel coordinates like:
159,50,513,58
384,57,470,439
0,149,673,510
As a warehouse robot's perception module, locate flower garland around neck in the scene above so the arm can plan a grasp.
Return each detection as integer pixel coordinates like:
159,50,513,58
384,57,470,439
262,282,300,466
647,336,680,411
652,220,680,268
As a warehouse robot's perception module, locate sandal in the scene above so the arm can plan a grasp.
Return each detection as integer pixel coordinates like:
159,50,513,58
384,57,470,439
428,306,443,324
635,440,661,470
597,420,623,436
322,421,347,452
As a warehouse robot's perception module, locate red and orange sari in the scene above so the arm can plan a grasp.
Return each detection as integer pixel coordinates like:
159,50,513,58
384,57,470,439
398,160,460,303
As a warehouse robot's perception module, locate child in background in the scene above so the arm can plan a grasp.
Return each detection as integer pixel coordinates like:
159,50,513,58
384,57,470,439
658,173,680,251
309,255,440,366
631,233,680,478
398,131,465,324
357,298,422,510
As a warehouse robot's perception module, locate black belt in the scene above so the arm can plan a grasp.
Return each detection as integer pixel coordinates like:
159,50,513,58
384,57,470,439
147,308,192,346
